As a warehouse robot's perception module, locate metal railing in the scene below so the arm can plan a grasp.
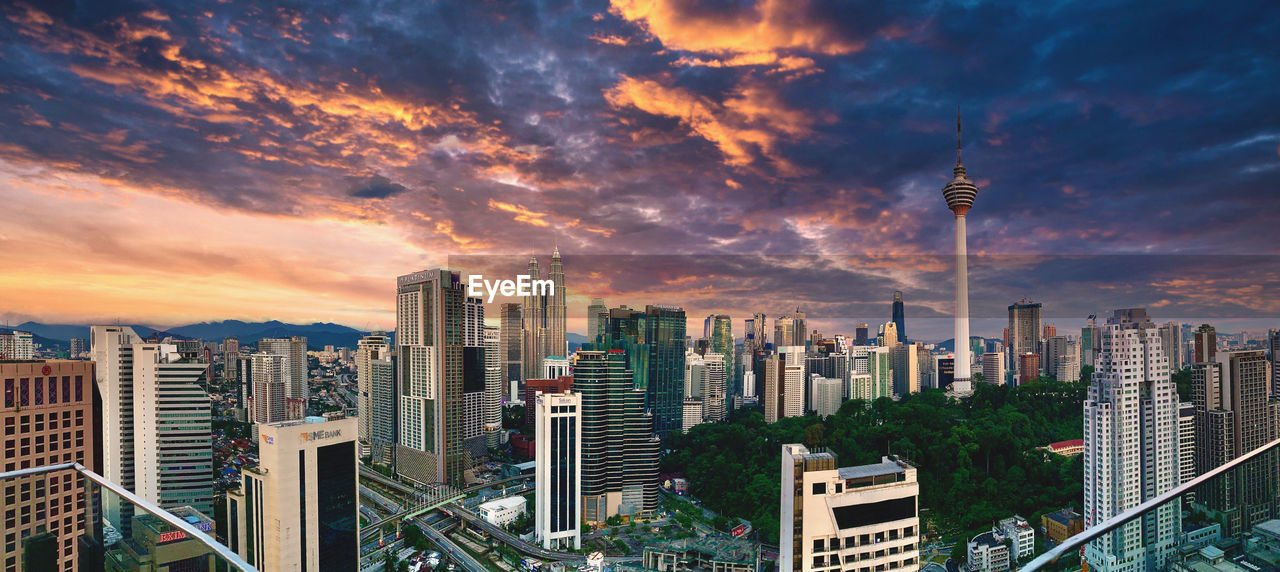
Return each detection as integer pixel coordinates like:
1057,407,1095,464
1022,436,1280,570
0,462,257,571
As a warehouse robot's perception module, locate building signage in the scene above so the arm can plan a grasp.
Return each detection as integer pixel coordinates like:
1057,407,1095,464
299,429,341,442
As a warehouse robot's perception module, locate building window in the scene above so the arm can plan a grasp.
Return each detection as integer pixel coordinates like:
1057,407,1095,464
812,482,826,495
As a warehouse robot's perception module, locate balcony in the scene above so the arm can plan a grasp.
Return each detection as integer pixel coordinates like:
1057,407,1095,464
0,462,256,571
1023,437,1280,571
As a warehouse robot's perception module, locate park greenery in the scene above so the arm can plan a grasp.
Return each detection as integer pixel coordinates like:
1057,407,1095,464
661,377,1087,545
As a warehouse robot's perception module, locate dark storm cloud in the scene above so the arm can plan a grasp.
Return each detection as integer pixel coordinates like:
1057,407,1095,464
1,0,1278,336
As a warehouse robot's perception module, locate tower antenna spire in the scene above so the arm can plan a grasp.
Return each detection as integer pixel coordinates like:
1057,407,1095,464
956,107,963,165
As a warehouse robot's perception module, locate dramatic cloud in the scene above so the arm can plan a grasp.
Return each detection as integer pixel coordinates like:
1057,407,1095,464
0,0,1277,338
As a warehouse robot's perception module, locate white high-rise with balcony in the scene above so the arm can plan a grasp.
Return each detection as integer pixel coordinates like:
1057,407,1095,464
1083,309,1180,572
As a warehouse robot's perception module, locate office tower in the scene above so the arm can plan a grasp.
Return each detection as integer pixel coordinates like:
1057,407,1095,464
521,249,567,380
705,315,735,400
764,347,806,423
742,316,759,360
0,331,33,360
1081,315,1099,368
543,356,571,379
682,398,703,433
533,391,581,550
684,350,706,398
890,345,918,397
369,353,396,454
258,336,308,420
1178,402,1196,489
499,302,524,401
91,326,214,525
913,343,931,390
595,305,687,438
1042,336,1068,378
247,353,288,425
395,269,477,486
523,376,575,426
780,444,920,572
1043,325,1057,340
228,415,358,571
484,326,503,447
941,116,978,395
1,359,96,572
809,375,842,417
355,332,390,446
855,324,869,347
1158,322,1183,374
462,342,488,462
703,353,727,422
934,355,955,390
982,352,1004,385
1016,353,1040,385
1194,324,1217,365
774,317,796,351
1083,309,1180,571
876,322,899,349
587,298,607,344
1192,350,1279,535
575,350,659,522
892,291,907,344
1006,301,1042,382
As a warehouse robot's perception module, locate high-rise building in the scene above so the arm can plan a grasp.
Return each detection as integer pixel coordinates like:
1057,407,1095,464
91,326,214,523
764,347,806,423
1194,324,1217,365
534,391,581,550
1270,329,1280,397
1,359,97,572
0,331,33,360
69,336,86,358
247,353,288,425
1191,350,1280,535
705,315,735,401
1042,336,1071,379
484,325,503,447
543,356,571,379
890,344,918,397
702,353,727,422
1043,325,1057,340
942,116,978,395
395,269,478,486
1006,301,1042,382
258,336,308,420
774,317,796,351
1083,309,1180,571
355,332,390,447
521,249,567,381
682,397,703,433
934,355,956,390
780,444,920,572
228,415,358,571
587,298,607,345
878,322,900,349
594,305,687,438
1178,401,1196,493
855,324,869,347
1017,353,1040,385
369,353,396,453
892,291,907,344
499,302,523,400
808,375,842,417
575,350,659,522
1158,322,1183,375
981,352,1005,385
1081,315,1099,368
524,376,575,427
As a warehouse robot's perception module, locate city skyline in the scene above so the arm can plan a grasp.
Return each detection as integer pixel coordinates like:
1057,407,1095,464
1,2,1278,339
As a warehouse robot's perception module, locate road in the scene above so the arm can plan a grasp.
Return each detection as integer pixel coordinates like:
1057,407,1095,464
449,504,640,565
417,519,489,572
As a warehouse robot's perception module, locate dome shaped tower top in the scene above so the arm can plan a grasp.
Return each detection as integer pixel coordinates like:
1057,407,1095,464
942,111,979,215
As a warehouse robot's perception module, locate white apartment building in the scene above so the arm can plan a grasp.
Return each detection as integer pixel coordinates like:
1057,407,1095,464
809,375,842,417
781,444,920,572
998,515,1035,562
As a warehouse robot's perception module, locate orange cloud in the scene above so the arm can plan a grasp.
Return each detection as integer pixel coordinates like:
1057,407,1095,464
605,75,816,173
488,198,551,227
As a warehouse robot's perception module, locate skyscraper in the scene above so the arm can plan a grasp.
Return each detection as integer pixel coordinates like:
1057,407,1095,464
91,326,215,523
890,344,918,396
483,325,503,447
1270,329,1280,397
587,298,607,345
702,352,727,422
499,302,523,400
228,415,358,571
575,350,659,522
1006,301,1042,381
0,331,33,360
764,347,806,423
1158,322,1183,374
942,114,978,395
855,324,869,347
1194,324,1217,364
548,247,567,358
247,353,288,425
1191,350,1280,535
892,290,907,344
521,249,567,380
258,336,308,420
774,316,796,351
808,375,842,417
594,305,687,438
705,314,735,400
1081,315,1099,368
534,391,581,550
1,359,97,572
368,353,397,456
1083,309,1180,571
395,269,477,486
355,332,390,448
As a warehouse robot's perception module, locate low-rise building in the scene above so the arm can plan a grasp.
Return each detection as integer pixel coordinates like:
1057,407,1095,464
966,530,1010,572
477,496,527,527
998,515,1034,562
1039,439,1084,457
639,537,758,572
1041,508,1084,544
103,506,218,572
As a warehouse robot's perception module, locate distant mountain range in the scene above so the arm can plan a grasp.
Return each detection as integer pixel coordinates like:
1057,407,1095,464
10,320,370,350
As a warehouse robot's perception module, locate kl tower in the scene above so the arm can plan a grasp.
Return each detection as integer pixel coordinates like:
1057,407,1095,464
942,111,978,394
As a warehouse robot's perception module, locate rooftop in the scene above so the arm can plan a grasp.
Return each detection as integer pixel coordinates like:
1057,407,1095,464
1254,519,1280,538
478,496,527,512
838,458,908,480
645,536,757,564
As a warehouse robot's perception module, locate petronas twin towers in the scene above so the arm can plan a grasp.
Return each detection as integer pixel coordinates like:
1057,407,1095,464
522,246,567,378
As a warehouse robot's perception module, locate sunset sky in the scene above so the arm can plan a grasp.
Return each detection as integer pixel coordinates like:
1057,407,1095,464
1,1,1278,340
